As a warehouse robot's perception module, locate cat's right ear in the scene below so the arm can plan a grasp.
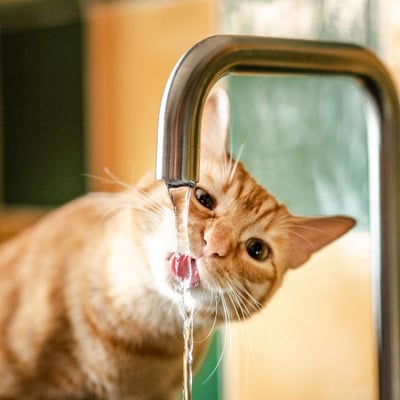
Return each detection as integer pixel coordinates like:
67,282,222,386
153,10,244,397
285,215,356,269
200,86,230,160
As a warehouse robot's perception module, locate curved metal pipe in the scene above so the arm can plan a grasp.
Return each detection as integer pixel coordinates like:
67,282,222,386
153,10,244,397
156,34,400,399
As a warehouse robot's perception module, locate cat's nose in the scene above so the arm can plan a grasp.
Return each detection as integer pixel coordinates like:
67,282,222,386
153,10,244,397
202,229,231,258
202,239,227,258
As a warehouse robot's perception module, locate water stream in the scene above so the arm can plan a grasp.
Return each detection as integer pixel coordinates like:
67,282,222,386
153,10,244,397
167,186,195,400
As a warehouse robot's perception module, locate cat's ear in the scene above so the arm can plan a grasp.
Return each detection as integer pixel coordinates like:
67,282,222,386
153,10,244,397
286,215,356,268
200,86,230,159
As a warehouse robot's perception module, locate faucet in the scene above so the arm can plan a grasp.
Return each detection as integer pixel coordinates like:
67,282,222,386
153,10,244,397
156,34,400,399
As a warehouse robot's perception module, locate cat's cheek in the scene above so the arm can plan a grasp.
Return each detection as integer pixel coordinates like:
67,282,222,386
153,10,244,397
192,259,222,292
248,280,274,307
143,245,179,301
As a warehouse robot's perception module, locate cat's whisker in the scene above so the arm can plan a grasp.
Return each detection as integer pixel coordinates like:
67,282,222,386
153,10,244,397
96,203,134,227
216,288,232,334
81,172,121,188
224,277,276,347
82,168,134,193
273,225,315,248
91,181,169,222
230,278,263,314
195,292,219,344
198,291,231,385
233,285,253,320
227,282,258,384
222,283,258,393
90,189,157,225
205,289,220,319
227,139,248,183
103,167,135,192
224,286,245,323
219,291,229,323
222,275,258,321
228,285,253,320
200,331,227,386
278,221,344,240
220,289,235,344
239,321,253,394
229,279,252,305
195,292,233,388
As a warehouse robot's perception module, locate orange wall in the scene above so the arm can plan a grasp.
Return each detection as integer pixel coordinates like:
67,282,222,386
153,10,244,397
86,0,217,190
223,232,378,400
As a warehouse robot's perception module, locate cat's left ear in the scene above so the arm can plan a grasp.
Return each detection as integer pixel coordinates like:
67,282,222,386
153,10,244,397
286,215,356,268
200,86,230,159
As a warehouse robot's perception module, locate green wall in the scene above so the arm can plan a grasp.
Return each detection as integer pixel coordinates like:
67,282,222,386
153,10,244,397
1,21,86,205
228,75,370,229
192,333,222,400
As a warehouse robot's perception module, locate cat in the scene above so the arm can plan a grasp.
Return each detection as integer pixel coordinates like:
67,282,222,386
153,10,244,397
0,88,354,399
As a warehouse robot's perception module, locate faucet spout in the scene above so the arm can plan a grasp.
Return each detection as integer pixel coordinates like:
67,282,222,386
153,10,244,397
156,34,400,399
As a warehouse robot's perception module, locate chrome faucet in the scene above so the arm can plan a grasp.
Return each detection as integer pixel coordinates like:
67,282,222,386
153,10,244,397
156,35,400,399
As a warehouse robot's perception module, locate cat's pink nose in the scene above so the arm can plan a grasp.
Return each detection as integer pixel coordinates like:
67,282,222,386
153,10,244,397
202,222,233,258
202,237,230,258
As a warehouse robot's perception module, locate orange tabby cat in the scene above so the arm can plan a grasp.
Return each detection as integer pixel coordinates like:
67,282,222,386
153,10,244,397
0,88,354,399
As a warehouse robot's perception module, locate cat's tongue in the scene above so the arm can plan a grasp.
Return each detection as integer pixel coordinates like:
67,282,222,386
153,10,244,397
169,253,200,287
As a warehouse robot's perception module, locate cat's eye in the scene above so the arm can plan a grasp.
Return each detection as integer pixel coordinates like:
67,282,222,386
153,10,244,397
245,238,270,261
194,187,215,210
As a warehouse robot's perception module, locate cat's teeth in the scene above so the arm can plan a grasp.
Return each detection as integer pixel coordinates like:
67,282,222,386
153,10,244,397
169,253,200,287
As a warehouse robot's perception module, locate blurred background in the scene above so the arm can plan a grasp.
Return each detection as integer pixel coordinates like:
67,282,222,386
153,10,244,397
1,0,400,399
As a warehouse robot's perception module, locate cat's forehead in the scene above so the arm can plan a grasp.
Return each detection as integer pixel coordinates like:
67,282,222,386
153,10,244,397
200,157,281,219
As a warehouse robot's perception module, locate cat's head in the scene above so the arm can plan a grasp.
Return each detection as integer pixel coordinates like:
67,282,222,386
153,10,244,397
156,87,355,324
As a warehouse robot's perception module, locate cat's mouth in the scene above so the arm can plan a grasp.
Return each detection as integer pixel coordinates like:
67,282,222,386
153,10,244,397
167,253,200,288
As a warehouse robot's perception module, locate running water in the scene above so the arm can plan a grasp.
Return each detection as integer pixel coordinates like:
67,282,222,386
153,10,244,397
167,186,195,400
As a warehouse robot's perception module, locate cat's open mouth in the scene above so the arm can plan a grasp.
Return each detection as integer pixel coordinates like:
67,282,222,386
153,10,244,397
167,253,200,288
